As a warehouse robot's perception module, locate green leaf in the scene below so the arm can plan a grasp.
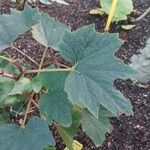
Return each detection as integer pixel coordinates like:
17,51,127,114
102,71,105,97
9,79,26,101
59,25,134,118
39,72,72,126
9,76,43,95
130,38,150,83
31,13,70,50
56,106,82,150
57,106,82,150
100,0,133,21
0,77,20,108
9,77,31,95
39,91,72,126
29,75,44,93
82,106,113,145
0,116,54,150
0,5,40,51
0,52,19,74
58,126,74,150
0,112,10,125
62,106,82,138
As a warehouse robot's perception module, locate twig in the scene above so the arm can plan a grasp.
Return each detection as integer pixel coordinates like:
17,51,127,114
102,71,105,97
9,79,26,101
0,69,18,80
135,7,150,22
21,99,31,128
47,49,70,68
56,63,70,68
21,92,34,128
10,106,35,116
30,99,39,108
0,55,14,63
11,44,39,67
38,47,48,73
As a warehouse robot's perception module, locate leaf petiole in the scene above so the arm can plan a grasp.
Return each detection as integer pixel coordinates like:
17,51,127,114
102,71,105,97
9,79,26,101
25,67,73,74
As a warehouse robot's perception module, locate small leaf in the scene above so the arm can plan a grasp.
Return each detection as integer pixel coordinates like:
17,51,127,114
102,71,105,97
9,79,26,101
9,76,43,95
100,0,133,21
62,106,82,138
31,13,70,50
0,5,40,51
58,106,82,149
0,52,19,74
121,25,135,30
59,25,134,118
0,116,54,150
58,126,74,150
0,77,20,108
9,77,31,95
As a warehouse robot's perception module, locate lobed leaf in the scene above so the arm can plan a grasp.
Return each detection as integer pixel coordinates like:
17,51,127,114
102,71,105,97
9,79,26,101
59,25,135,118
81,106,113,145
0,116,54,150
0,5,40,51
0,77,20,108
38,72,72,126
31,13,70,50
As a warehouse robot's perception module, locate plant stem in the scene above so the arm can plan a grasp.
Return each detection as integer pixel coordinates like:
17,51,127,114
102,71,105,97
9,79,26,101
30,99,39,108
104,0,118,31
0,55,13,63
21,92,35,128
135,7,150,21
38,47,48,73
11,45,39,67
21,100,31,128
25,67,73,74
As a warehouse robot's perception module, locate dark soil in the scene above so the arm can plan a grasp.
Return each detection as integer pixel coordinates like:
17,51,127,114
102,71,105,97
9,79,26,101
0,0,150,150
